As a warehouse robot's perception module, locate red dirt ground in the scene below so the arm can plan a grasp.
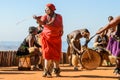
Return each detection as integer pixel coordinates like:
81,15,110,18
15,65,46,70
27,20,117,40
0,64,120,80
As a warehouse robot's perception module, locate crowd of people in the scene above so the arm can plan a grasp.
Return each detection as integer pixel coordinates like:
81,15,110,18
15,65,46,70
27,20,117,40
16,3,120,78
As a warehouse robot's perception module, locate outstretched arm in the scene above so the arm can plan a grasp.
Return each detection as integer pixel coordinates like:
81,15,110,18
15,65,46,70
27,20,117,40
33,15,46,25
96,16,120,34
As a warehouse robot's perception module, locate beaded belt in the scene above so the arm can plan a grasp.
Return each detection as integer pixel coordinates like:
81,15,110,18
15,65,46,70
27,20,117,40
113,35,120,42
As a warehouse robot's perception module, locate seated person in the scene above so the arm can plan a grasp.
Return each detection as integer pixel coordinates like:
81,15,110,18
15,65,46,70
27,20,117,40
16,26,42,70
94,30,108,48
93,30,111,66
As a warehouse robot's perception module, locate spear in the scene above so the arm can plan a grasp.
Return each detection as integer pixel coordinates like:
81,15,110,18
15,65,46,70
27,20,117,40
16,14,40,25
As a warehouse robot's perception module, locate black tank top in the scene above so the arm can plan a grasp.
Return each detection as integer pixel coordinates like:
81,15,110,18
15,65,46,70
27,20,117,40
115,23,120,37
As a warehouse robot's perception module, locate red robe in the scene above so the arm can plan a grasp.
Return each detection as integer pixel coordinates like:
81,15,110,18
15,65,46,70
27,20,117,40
40,14,63,61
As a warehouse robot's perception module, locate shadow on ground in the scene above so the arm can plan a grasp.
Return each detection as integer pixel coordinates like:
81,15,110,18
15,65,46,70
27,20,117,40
0,71,35,74
60,74,120,79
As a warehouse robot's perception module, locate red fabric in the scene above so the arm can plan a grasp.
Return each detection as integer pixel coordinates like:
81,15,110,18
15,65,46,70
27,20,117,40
46,3,56,11
40,14,63,61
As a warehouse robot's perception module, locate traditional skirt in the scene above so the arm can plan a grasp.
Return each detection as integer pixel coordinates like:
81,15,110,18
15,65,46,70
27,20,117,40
107,35,120,57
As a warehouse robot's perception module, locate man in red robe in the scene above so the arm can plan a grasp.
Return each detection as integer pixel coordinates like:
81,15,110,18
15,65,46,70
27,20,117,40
33,3,63,77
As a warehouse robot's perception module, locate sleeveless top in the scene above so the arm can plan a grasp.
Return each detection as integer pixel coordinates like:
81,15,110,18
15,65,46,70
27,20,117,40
113,23,120,41
97,35,108,43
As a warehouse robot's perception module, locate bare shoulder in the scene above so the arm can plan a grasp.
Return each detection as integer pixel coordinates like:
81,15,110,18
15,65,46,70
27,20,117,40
116,16,120,18
55,13,62,17
67,29,80,36
115,16,120,24
56,13,61,16
110,16,120,25
115,16,120,21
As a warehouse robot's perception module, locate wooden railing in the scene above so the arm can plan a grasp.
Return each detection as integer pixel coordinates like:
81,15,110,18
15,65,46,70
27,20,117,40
0,51,18,67
0,51,68,67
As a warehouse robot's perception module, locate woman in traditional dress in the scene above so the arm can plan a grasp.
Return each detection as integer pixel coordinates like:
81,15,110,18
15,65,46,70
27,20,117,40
107,16,116,38
96,16,120,76
33,3,63,77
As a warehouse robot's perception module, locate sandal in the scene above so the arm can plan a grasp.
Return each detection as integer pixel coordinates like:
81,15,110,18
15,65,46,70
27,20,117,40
113,67,120,75
53,68,61,77
42,69,52,78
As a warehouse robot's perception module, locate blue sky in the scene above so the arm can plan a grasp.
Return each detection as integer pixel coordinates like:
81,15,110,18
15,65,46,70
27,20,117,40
0,0,120,41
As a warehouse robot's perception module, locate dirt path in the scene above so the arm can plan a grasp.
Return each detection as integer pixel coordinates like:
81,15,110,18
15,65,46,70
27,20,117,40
0,64,119,80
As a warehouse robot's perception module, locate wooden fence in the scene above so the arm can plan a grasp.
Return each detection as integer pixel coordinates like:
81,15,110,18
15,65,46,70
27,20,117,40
0,51,68,67
0,51,18,67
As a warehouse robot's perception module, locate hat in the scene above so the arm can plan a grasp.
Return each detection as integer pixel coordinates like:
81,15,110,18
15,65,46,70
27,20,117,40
46,3,56,11
29,26,37,33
